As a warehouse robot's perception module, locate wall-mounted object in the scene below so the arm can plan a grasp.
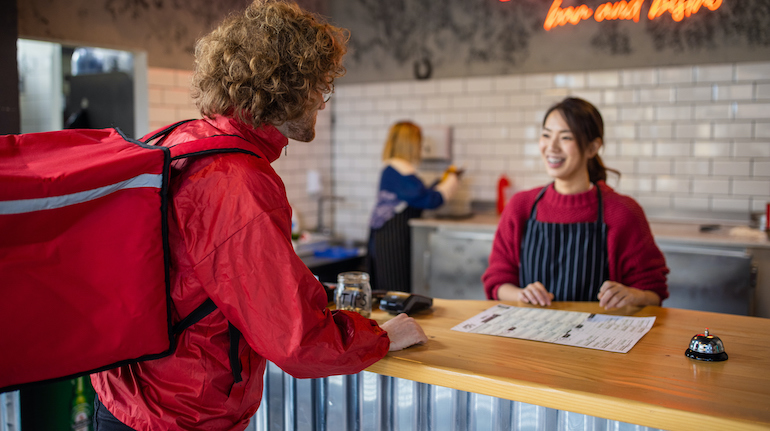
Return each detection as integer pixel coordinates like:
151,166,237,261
306,169,322,196
421,125,452,161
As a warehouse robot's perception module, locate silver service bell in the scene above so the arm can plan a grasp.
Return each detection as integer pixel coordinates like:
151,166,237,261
685,328,728,362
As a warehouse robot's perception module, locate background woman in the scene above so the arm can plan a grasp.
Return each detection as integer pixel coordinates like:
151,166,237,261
482,98,668,309
368,121,459,292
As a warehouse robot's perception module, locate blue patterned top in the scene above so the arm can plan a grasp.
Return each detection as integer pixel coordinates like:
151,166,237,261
369,166,444,229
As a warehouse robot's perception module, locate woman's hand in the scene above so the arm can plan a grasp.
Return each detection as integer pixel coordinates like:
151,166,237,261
519,282,554,306
498,282,554,306
441,165,464,181
380,313,429,351
597,281,661,309
435,171,459,201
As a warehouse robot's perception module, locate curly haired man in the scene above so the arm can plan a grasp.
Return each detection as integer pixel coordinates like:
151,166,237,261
90,2,427,430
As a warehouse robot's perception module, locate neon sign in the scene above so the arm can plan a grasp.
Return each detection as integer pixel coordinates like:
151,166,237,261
502,0,724,30
647,0,723,21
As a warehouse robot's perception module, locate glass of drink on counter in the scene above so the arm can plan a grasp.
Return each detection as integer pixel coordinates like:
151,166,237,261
335,271,372,318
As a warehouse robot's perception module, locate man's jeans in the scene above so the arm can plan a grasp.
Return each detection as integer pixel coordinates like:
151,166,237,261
93,397,136,431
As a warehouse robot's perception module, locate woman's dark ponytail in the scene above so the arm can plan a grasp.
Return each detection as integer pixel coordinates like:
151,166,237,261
588,154,611,183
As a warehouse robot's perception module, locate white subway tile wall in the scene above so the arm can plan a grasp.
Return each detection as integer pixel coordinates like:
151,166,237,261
146,63,770,243
332,62,770,242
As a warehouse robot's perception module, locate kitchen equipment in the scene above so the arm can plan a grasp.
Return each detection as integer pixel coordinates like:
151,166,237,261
427,172,473,219
416,228,492,300
421,125,452,160
659,243,754,315
685,328,728,361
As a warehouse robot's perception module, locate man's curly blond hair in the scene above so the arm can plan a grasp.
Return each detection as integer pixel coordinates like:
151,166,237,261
192,0,348,129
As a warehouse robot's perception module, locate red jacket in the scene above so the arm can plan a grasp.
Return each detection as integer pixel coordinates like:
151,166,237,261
482,182,669,301
92,116,390,430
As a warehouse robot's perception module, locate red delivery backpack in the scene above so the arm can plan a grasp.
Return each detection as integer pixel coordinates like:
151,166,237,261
0,121,257,393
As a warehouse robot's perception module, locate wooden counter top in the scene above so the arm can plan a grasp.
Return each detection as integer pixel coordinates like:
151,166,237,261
367,299,770,430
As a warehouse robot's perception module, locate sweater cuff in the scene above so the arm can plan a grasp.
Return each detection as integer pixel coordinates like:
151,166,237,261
490,284,502,300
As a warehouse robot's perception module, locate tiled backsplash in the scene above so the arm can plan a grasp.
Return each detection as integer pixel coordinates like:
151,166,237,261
332,61,770,242
148,62,770,244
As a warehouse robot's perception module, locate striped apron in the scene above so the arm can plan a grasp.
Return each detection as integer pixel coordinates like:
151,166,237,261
369,206,423,292
519,184,609,301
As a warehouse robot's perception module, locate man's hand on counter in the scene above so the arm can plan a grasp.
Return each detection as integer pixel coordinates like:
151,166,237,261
380,313,429,351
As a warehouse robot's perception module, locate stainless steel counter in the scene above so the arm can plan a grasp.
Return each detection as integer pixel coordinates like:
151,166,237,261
410,213,770,317
410,213,770,249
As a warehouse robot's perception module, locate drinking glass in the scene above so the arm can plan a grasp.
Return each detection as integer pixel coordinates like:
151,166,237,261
335,271,372,318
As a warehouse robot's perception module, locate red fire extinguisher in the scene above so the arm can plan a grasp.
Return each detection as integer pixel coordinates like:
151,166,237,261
497,175,511,215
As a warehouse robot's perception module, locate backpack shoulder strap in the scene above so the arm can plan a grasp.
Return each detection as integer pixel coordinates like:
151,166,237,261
168,134,260,161
142,119,261,161
172,299,217,335
172,299,243,383
142,119,195,144
143,120,252,383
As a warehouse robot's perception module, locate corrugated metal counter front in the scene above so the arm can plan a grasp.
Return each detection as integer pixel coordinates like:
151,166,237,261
248,363,659,431
249,299,770,431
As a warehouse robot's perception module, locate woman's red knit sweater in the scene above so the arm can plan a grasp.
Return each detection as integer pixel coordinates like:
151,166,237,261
482,181,669,301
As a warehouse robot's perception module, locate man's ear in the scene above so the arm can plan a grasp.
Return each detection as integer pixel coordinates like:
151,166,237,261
587,138,602,158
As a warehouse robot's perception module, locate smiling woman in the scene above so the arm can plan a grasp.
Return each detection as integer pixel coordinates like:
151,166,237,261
538,97,615,195
482,97,669,310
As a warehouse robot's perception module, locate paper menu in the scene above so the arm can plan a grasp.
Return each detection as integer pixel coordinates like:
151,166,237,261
451,304,656,353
